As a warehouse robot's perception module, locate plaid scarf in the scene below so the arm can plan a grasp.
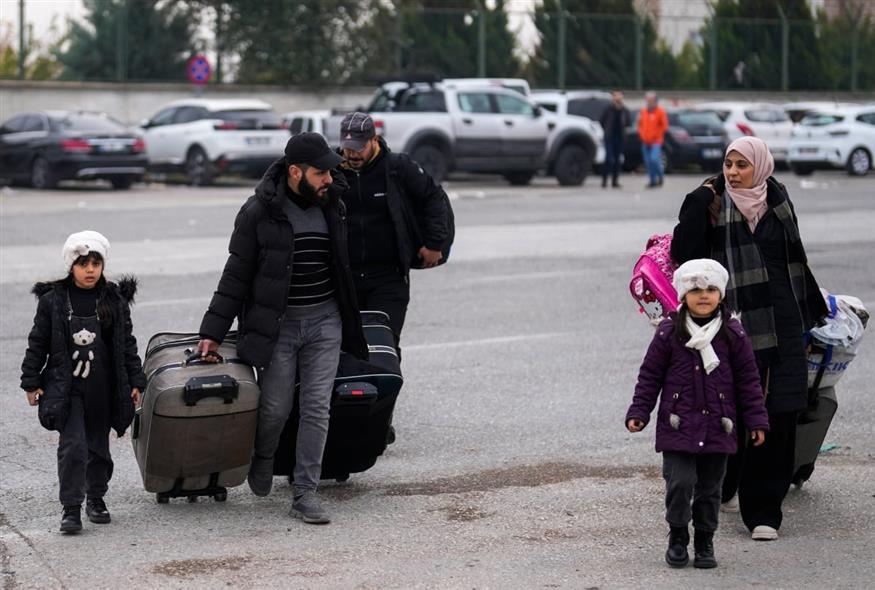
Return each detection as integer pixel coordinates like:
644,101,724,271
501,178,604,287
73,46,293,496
710,178,810,362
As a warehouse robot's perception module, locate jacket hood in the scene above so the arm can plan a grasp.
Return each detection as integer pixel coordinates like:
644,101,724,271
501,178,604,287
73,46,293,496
254,157,288,212
31,275,139,303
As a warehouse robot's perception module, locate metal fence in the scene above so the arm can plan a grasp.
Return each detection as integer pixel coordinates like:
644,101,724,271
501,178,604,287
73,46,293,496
3,6,873,91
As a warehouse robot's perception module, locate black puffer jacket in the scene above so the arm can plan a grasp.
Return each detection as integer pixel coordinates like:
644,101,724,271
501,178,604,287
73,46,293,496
199,158,368,370
20,276,146,435
339,138,452,273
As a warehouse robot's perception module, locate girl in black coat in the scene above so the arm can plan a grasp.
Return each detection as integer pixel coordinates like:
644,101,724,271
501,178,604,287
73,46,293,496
20,231,146,534
671,138,827,541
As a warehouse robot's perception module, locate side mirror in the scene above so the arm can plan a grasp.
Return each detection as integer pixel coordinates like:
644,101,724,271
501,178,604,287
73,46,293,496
533,105,543,118
140,118,152,129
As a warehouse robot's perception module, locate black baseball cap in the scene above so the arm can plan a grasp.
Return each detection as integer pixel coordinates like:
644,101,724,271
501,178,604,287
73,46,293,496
284,132,343,170
339,112,376,151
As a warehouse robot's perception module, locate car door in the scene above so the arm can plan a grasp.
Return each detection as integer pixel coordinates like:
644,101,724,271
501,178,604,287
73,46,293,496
0,114,48,178
855,112,875,156
140,107,179,164
493,91,548,167
452,91,504,168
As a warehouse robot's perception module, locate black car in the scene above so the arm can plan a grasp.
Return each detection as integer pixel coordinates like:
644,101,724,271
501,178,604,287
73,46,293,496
623,109,727,173
0,111,147,189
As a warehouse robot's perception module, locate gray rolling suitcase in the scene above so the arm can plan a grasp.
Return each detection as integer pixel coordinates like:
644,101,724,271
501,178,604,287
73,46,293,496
133,332,259,503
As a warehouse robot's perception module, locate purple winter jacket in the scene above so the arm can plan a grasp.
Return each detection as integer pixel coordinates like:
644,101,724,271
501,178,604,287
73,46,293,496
626,315,770,454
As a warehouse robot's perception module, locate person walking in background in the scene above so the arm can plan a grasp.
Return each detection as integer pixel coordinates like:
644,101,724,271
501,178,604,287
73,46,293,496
670,136,828,542
638,91,669,188
196,133,368,525
600,90,630,188
626,258,769,569
20,231,146,534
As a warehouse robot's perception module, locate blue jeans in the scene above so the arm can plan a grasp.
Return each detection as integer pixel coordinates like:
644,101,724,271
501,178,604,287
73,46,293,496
641,143,663,185
255,310,342,494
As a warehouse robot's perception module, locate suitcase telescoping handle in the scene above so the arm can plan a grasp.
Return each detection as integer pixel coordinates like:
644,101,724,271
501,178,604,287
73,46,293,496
183,375,239,406
183,348,224,365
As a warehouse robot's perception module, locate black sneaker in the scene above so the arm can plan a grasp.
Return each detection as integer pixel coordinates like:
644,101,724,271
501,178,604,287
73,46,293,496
665,526,690,567
85,497,111,524
60,505,82,533
693,530,718,569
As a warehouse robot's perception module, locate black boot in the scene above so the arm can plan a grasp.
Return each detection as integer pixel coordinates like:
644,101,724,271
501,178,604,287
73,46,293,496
693,530,718,569
665,525,690,567
86,497,111,524
60,505,82,533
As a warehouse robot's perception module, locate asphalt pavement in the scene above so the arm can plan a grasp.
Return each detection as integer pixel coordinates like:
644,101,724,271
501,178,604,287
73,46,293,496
1,170,874,589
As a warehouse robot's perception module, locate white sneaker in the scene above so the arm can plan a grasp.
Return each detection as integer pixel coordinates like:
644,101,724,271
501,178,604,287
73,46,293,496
751,525,778,541
720,496,740,513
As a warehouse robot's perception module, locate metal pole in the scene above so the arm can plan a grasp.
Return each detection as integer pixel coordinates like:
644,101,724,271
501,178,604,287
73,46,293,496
557,2,566,89
634,16,642,90
851,23,859,92
709,19,717,90
18,0,25,79
116,0,127,82
215,3,223,84
778,5,788,92
395,8,403,73
477,4,486,77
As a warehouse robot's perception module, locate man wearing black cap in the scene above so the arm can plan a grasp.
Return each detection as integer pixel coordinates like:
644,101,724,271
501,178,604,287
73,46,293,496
338,112,452,442
196,132,368,525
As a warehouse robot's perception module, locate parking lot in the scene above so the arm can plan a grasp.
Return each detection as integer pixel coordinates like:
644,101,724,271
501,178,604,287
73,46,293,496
1,170,874,589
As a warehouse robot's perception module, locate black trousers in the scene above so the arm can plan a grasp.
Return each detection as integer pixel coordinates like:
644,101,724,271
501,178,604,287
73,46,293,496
57,391,113,506
353,267,411,354
602,138,624,184
722,411,798,531
663,452,728,533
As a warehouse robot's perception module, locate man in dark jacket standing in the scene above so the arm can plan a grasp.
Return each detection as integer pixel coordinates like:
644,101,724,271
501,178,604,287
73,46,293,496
338,112,450,350
338,112,451,442
197,133,368,525
599,90,630,189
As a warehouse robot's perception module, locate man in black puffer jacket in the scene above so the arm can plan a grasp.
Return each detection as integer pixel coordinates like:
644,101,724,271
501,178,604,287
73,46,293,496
338,113,453,442
197,133,367,525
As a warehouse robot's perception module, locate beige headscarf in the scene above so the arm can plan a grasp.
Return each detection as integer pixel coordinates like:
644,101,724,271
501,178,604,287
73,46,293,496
724,136,774,232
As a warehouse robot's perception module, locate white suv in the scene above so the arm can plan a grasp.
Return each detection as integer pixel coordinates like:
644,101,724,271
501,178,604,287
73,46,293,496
788,105,875,176
696,102,794,163
140,99,288,185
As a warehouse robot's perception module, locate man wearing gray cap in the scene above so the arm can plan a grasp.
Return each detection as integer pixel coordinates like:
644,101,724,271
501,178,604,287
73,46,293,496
197,132,368,524
338,111,452,443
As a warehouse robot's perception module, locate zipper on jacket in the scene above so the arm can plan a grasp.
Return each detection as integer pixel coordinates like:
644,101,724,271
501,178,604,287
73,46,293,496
784,235,805,327
355,170,367,265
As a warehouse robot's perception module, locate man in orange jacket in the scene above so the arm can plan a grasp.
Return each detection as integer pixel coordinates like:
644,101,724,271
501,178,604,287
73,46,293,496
638,91,669,188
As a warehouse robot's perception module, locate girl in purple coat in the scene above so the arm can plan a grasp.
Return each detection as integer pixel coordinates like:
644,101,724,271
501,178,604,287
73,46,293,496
626,258,769,569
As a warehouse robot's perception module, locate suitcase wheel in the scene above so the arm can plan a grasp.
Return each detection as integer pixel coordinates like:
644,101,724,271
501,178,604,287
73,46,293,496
213,491,228,502
156,494,169,504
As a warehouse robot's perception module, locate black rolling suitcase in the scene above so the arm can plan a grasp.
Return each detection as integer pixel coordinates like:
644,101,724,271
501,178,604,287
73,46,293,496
273,311,403,482
793,386,837,487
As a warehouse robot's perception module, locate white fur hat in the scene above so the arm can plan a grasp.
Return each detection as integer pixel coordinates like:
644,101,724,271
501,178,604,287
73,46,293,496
673,258,729,301
62,230,110,272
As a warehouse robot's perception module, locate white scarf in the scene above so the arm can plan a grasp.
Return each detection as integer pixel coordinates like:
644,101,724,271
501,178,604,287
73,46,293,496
684,315,723,374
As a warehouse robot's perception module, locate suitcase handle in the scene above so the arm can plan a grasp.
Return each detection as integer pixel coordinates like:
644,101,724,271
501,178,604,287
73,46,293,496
183,348,224,365
183,376,238,406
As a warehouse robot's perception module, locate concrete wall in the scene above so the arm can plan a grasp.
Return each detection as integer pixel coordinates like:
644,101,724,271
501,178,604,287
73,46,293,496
0,80,374,125
2,80,873,126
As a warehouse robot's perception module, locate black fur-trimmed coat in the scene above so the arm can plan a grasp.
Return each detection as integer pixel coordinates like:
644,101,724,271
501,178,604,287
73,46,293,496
20,276,147,435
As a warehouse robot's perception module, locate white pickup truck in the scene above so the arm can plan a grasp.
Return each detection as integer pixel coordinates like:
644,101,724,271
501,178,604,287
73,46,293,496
316,80,604,186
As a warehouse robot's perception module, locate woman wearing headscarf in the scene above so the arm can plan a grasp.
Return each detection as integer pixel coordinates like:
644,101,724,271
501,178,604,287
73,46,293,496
670,136,828,541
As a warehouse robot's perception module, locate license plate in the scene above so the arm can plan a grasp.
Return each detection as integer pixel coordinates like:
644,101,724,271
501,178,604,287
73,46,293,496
99,142,125,152
245,137,270,146
702,148,722,159
800,147,818,154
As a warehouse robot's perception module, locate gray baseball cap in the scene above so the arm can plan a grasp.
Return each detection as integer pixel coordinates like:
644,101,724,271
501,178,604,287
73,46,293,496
339,112,376,151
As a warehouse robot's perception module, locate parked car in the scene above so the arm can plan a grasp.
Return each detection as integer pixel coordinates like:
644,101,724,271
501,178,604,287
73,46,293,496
788,105,875,176
332,80,603,186
366,77,532,113
695,101,793,163
139,99,288,185
282,110,330,137
0,110,147,189
531,90,613,120
781,101,859,124
624,109,727,173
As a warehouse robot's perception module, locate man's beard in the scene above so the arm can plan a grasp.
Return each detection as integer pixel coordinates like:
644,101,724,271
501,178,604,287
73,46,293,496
299,175,328,208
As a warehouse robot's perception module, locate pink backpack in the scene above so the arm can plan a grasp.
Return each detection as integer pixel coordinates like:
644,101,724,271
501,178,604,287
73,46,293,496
630,234,679,324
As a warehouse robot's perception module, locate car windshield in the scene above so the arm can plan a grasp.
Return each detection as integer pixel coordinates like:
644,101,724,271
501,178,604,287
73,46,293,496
50,113,128,133
211,109,282,129
799,113,844,126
